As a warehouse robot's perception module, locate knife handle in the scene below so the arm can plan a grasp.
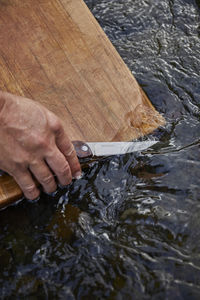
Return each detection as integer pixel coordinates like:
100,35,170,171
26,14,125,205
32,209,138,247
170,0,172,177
0,140,93,209
72,140,93,158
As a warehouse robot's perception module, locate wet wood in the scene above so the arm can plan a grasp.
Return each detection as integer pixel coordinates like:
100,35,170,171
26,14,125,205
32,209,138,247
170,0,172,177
0,0,165,208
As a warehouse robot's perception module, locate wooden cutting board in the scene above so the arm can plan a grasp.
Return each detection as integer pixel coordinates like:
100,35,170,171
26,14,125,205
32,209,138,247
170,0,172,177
0,0,165,208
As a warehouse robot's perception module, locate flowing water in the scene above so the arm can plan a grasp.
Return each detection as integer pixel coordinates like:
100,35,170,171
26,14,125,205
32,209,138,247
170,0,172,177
1,0,200,298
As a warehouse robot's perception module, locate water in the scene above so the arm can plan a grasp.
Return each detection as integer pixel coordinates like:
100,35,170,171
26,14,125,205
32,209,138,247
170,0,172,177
1,0,200,298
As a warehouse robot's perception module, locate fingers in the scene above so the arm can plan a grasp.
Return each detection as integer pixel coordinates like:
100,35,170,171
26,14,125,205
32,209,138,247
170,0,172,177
46,150,73,187
14,154,69,200
29,161,57,194
55,125,81,178
13,171,40,200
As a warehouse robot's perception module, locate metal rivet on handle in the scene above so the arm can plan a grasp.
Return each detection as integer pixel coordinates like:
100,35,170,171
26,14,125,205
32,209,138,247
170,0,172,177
81,145,88,152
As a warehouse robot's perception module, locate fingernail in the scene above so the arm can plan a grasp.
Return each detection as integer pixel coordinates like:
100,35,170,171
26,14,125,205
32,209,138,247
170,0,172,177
74,172,82,180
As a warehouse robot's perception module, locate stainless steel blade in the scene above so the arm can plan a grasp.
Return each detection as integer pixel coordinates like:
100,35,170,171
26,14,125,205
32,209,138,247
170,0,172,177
87,140,157,156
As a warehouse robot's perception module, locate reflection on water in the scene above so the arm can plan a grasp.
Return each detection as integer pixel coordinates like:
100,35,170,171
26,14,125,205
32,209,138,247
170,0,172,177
1,0,200,298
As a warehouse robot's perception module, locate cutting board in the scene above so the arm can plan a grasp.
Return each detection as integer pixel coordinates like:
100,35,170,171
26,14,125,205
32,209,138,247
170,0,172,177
0,0,165,208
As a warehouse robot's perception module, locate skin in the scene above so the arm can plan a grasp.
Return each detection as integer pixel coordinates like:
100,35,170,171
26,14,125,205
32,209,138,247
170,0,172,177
0,91,81,200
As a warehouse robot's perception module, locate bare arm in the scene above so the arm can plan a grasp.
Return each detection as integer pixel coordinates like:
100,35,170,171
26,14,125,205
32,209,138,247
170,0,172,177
0,91,81,200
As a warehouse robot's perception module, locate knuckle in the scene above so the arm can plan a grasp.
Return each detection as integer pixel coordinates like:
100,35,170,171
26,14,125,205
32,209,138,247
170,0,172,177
41,174,54,185
14,161,29,172
49,117,62,133
29,133,48,150
24,184,36,193
57,163,70,176
65,145,75,157
36,136,48,149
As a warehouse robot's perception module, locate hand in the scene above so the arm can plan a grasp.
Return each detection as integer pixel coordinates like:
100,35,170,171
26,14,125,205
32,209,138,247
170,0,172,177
0,92,81,200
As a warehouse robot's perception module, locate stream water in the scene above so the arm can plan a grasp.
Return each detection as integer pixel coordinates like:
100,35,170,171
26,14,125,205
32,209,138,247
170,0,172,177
1,0,200,298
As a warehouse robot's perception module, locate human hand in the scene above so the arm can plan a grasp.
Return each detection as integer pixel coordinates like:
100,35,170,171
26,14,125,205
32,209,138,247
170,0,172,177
0,92,81,200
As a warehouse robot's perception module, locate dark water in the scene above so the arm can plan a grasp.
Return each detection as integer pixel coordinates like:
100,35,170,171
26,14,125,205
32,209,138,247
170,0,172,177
1,0,200,298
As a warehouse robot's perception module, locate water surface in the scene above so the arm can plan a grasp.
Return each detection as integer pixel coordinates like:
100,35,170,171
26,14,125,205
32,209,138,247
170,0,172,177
1,0,200,298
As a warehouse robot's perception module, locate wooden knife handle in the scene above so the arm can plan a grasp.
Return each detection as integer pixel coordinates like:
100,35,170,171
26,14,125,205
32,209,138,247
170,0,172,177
72,141,93,158
0,174,23,209
0,140,92,209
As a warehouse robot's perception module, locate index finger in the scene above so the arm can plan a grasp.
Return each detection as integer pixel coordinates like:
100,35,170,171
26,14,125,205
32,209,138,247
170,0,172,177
55,127,82,179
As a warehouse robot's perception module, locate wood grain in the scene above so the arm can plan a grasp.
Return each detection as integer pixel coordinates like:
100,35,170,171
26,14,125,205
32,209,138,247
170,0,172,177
0,0,165,208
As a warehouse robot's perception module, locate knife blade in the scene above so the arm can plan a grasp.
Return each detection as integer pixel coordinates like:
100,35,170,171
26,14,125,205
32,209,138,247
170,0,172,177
72,140,157,159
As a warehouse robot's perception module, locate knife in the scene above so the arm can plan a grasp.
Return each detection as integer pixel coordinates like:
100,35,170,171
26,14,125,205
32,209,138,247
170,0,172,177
72,140,157,159
0,140,157,177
